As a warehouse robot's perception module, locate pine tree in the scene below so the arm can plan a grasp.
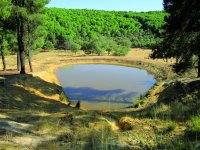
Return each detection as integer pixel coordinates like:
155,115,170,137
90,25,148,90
12,0,49,74
152,0,200,77
0,0,11,71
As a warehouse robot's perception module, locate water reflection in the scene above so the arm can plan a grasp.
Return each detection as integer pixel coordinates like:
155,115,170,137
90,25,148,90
63,87,136,103
56,64,156,110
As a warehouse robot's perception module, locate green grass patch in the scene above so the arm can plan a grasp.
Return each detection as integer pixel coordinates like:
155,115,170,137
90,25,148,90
191,115,200,133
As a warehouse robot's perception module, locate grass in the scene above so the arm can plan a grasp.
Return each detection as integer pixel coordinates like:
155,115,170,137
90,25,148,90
0,49,199,149
191,115,200,133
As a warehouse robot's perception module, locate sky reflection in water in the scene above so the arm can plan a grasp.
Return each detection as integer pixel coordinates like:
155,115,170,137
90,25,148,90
56,64,156,110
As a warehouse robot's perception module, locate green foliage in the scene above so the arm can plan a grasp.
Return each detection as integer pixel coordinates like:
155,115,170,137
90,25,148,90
1,7,167,57
152,0,200,77
64,40,81,54
43,41,54,50
1,40,10,56
43,8,167,50
106,39,117,55
191,116,200,133
88,35,108,56
0,0,11,20
70,42,81,51
113,45,130,56
133,99,141,107
116,37,131,48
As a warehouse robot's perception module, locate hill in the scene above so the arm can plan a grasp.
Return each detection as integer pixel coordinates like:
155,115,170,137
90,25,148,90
43,8,167,50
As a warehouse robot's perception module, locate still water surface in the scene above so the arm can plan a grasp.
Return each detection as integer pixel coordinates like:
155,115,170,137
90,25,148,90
56,64,156,110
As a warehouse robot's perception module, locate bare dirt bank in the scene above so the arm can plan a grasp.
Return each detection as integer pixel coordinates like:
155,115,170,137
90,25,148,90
29,49,174,84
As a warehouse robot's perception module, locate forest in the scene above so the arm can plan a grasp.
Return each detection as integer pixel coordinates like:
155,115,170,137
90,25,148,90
0,6,167,72
43,8,167,53
0,1,199,75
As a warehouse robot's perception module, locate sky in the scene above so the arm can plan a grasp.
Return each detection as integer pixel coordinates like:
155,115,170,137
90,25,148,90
46,0,163,12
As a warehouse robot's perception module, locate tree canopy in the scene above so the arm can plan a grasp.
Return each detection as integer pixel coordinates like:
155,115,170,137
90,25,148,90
0,0,49,73
1,6,168,72
43,8,167,51
152,0,200,77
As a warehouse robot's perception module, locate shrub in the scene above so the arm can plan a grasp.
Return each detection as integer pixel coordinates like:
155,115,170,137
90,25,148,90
106,39,118,55
69,42,81,55
63,41,79,50
132,99,141,108
87,35,108,56
118,117,141,131
43,41,54,50
113,45,130,56
191,116,200,133
166,122,177,132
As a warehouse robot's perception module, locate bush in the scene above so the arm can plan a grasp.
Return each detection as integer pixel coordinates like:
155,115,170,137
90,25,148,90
87,35,108,56
167,122,177,131
63,40,81,54
132,99,141,108
191,116,200,133
112,45,130,56
43,41,54,50
119,117,134,130
70,42,81,55
106,39,118,55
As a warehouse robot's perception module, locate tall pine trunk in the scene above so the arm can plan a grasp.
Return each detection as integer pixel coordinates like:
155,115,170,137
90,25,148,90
28,47,33,72
198,54,200,78
0,50,6,72
27,24,33,72
0,34,6,71
16,0,26,74
17,51,21,71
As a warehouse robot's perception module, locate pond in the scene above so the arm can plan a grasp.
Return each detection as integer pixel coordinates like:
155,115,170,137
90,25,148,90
56,64,156,110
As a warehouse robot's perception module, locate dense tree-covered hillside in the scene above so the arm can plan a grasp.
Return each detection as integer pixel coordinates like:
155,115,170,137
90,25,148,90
1,7,167,72
43,8,167,52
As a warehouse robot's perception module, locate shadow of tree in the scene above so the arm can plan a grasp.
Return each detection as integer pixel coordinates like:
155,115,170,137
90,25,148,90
0,74,70,113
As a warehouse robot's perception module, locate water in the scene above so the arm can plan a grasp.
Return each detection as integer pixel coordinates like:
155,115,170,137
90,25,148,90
56,64,156,110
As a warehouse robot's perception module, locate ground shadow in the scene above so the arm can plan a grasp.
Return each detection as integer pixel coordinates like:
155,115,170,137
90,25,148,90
0,74,70,113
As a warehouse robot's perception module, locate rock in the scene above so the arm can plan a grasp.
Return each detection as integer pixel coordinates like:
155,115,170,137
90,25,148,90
118,117,140,131
75,101,80,109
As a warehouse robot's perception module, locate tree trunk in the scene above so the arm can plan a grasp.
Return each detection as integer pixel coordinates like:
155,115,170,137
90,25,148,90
17,52,21,71
198,54,200,78
0,34,6,71
28,48,33,72
16,1,26,74
27,24,33,72
0,50,6,72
